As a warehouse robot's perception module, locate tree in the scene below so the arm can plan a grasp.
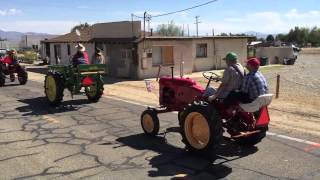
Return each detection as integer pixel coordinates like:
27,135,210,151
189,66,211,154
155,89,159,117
275,33,287,42
70,22,91,33
266,34,275,42
219,33,228,36
156,21,183,36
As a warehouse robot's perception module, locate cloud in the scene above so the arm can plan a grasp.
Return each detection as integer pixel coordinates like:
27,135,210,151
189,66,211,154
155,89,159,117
0,8,22,16
286,9,320,19
0,20,79,34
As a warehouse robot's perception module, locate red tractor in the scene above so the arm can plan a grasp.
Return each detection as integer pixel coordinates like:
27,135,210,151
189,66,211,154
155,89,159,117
0,61,28,87
141,68,272,155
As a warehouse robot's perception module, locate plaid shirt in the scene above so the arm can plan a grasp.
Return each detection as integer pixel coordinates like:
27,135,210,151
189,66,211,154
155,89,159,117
240,71,268,100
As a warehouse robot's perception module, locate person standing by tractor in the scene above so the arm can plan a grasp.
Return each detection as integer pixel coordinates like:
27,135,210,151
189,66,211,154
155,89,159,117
72,43,89,66
223,57,269,105
92,48,105,64
208,52,245,101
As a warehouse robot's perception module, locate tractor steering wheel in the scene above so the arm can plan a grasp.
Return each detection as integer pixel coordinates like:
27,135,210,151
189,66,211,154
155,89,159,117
202,72,220,82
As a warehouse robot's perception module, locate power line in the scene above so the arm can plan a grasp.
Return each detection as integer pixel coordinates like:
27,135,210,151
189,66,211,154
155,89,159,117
151,0,218,18
131,0,218,19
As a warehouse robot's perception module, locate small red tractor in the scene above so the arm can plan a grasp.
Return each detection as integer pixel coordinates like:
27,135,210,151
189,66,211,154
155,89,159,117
141,68,272,155
0,61,28,87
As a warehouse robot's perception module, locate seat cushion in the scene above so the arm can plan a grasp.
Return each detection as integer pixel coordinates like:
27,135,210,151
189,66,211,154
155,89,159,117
240,94,273,112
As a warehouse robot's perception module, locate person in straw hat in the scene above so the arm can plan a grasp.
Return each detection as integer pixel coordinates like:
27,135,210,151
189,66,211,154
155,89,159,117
72,43,90,66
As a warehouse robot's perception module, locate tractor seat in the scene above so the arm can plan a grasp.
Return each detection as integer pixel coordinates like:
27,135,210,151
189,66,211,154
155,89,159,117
239,94,273,112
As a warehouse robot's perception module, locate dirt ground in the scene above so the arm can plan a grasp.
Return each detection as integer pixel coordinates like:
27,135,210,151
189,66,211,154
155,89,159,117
26,49,320,137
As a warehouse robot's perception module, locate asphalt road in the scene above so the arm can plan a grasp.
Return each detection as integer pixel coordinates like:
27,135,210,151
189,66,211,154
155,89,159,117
0,80,319,180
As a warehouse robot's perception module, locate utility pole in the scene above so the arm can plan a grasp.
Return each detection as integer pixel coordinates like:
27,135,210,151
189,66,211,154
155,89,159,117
187,24,190,37
195,16,201,37
143,12,147,38
25,35,28,48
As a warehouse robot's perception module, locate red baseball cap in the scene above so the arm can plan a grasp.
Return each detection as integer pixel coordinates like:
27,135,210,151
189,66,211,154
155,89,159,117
247,58,260,68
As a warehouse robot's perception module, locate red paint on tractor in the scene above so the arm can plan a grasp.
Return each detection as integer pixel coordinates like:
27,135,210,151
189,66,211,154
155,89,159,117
82,76,93,87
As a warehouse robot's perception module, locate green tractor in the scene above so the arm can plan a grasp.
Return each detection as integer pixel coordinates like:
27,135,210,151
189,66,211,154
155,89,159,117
44,64,105,106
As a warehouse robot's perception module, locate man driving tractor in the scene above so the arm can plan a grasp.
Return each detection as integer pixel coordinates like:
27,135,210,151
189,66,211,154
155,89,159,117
72,43,90,66
208,52,245,101
0,50,19,81
1,50,18,65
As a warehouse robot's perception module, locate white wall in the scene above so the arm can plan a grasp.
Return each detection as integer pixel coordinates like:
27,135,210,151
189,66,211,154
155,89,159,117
214,39,247,69
137,40,193,79
49,43,94,65
256,47,295,64
192,39,215,71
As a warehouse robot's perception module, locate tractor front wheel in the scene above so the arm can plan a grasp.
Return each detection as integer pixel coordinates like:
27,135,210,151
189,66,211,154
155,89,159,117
141,109,160,136
44,72,64,106
180,102,222,156
85,76,104,102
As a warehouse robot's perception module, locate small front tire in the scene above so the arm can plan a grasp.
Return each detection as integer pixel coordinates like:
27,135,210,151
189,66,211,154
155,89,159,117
141,109,160,136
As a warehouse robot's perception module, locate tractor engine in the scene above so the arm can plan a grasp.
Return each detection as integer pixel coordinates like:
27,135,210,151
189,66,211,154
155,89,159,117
159,76,205,111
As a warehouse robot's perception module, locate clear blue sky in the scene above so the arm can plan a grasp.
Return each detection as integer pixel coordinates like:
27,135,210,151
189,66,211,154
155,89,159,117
0,0,319,35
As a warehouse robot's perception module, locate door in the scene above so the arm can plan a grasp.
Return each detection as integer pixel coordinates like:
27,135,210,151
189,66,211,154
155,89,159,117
117,49,132,78
54,44,61,64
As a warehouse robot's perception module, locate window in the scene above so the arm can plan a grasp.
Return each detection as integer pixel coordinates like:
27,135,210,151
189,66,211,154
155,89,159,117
196,43,207,58
152,46,174,65
67,44,71,55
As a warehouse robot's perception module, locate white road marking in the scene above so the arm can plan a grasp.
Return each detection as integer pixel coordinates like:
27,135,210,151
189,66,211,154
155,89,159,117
105,95,320,147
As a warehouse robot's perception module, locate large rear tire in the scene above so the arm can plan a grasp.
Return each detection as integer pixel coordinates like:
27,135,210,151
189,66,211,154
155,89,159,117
44,72,64,106
85,75,104,102
180,102,222,156
235,126,268,146
141,109,160,136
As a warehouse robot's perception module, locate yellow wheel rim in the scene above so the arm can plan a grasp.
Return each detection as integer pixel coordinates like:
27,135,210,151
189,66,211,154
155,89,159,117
142,113,154,133
184,112,210,149
45,75,56,102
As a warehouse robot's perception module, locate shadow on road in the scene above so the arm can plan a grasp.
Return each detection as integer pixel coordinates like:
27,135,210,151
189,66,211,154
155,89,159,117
16,97,91,116
116,133,258,179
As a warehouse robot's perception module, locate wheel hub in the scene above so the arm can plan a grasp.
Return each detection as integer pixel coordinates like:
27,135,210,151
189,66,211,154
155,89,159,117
142,114,154,133
184,112,210,149
45,75,57,102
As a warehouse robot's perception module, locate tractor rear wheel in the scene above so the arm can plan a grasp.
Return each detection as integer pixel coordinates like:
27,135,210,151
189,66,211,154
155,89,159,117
235,126,268,146
141,109,160,136
18,66,28,85
85,76,104,102
44,72,64,106
180,102,222,156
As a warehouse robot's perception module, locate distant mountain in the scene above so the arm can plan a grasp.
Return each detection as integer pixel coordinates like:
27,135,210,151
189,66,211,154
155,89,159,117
243,31,281,39
0,29,58,49
0,29,57,42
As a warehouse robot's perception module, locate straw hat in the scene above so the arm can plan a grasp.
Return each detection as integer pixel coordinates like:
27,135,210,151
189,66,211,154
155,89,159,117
75,43,85,52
